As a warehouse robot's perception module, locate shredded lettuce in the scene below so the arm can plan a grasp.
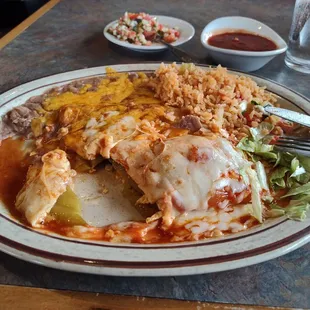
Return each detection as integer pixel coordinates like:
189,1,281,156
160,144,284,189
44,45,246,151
249,122,274,141
268,201,310,221
290,157,306,177
295,173,310,184
237,138,277,161
269,159,308,189
255,144,274,153
237,122,308,192
279,152,294,166
237,122,277,161
268,181,310,220
239,167,250,185
281,182,310,198
236,121,310,221
255,150,278,161
268,153,308,189
291,157,299,172
246,167,263,223
270,167,289,188
285,202,309,220
237,137,256,152
255,161,274,203
299,155,310,172
255,161,269,191
274,152,282,167
266,163,310,220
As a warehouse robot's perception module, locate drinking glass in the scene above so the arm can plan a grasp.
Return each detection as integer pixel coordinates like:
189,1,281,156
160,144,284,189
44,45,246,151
285,0,310,74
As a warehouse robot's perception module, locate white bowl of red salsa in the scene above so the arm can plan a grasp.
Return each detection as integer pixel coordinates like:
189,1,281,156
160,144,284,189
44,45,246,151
200,16,288,72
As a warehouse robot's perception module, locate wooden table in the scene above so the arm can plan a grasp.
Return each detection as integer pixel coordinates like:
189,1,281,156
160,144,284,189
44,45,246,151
0,0,309,309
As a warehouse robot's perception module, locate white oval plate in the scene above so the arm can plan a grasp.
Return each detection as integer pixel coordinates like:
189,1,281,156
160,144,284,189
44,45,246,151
103,16,195,52
0,64,310,277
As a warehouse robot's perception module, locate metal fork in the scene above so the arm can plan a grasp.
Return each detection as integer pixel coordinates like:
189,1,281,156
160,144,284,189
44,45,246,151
273,136,310,156
155,37,202,63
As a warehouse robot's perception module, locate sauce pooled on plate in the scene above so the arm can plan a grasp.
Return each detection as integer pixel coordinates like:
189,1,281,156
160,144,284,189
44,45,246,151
208,31,277,52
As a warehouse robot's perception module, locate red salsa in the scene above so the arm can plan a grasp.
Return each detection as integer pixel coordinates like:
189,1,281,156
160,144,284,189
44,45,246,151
208,31,277,52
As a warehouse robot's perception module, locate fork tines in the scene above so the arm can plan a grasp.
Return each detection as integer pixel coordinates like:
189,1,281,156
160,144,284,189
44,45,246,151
274,136,310,156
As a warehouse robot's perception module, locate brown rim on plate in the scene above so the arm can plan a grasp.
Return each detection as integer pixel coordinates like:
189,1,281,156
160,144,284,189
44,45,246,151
1,225,310,269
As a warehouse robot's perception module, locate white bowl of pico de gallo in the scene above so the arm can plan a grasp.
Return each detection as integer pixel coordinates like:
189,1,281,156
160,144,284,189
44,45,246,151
104,12,195,52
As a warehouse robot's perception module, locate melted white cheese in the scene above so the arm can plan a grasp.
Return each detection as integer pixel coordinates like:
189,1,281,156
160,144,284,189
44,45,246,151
141,136,249,211
112,135,252,228
213,178,247,193
104,115,136,143
82,115,137,159
177,204,252,235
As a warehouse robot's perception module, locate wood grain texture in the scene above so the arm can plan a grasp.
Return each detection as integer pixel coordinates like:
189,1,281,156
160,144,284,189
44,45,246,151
0,285,296,310
0,0,60,50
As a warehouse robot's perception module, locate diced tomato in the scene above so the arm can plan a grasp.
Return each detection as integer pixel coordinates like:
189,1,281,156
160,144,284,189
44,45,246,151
242,110,252,123
276,119,295,134
143,30,156,40
269,135,279,145
164,34,176,43
168,29,180,38
128,31,136,39
128,13,139,20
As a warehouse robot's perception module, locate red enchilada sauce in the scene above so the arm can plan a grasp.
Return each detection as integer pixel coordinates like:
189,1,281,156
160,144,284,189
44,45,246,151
208,31,277,52
0,138,30,221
